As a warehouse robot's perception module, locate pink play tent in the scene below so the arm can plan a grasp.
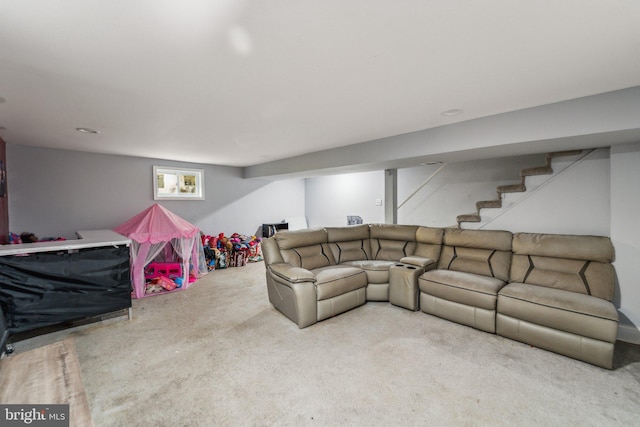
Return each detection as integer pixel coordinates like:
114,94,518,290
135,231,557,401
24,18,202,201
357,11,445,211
114,204,207,298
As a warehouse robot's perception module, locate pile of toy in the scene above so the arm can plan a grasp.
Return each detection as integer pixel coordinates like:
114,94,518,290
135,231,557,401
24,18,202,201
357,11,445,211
8,232,66,244
201,232,262,271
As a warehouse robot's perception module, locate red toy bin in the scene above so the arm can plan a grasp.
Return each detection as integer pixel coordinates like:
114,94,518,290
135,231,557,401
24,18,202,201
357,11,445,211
144,262,183,280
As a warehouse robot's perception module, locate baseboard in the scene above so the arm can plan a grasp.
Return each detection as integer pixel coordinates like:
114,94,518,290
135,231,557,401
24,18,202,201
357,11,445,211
617,323,640,344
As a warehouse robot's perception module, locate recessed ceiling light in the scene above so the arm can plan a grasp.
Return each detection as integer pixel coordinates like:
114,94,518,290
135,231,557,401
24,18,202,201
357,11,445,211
441,109,463,116
420,161,443,165
76,127,100,134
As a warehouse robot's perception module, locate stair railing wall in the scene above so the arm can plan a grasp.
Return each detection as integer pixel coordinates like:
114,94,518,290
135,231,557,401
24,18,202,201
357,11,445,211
475,148,598,230
397,163,447,210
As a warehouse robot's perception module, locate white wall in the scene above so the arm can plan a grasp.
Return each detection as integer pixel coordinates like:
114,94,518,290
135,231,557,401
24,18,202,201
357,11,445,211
305,154,546,229
610,142,640,341
483,148,611,235
7,144,305,238
305,171,385,228
398,155,544,227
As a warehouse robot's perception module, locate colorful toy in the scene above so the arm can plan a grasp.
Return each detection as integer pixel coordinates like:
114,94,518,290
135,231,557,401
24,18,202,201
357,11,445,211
201,231,263,268
20,232,38,243
153,276,177,291
217,251,227,269
145,262,182,280
145,283,164,293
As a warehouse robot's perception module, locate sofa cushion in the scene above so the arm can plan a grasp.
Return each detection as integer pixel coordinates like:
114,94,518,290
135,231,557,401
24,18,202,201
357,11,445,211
413,226,444,261
498,282,618,342
437,229,513,282
442,228,512,251
438,246,512,282
328,239,371,264
371,239,415,261
326,224,370,242
510,233,615,301
274,228,327,250
419,269,506,310
281,244,335,270
343,259,396,284
317,288,367,321
369,224,418,261
342,260,395,270
269,263,316,283
312,266,368,301
510,254,615,301
326,225,372,263
261,237,284,266
512,233,614,263
369,224,419,241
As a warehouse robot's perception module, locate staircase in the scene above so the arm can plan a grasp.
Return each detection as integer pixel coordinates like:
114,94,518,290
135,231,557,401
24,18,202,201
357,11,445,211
456,150,587,229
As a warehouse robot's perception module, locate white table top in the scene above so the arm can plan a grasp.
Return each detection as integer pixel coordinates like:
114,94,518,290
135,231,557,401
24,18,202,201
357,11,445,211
0,230,131,256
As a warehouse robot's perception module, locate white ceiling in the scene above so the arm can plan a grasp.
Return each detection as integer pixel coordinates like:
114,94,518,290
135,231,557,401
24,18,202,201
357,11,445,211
1,0,640,168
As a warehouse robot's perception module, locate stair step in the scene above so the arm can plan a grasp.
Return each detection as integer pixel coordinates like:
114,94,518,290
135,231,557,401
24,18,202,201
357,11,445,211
497,183,526,193
546,150,582,161
521,166,552,177
457,149,585,228
457,214,481,223
476,200,502,209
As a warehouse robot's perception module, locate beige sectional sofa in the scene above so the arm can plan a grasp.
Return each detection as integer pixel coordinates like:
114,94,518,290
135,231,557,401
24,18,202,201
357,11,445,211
262,224,618,369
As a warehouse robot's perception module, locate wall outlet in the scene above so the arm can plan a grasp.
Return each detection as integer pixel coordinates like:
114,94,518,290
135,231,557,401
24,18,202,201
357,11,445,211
375,198,382,206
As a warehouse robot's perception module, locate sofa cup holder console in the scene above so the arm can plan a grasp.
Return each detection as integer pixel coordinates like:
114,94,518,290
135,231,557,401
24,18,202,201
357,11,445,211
389,263,423,311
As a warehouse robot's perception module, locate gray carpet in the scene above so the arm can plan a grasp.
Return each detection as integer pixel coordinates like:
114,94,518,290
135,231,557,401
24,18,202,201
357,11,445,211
10,261,640,426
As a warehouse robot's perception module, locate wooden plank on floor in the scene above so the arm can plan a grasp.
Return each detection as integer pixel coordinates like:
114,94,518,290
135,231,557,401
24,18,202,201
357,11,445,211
0,338,93,427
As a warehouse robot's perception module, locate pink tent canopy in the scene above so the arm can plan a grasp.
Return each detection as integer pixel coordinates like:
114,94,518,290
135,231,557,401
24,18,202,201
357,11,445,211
114,204,206,298
114,203,200,244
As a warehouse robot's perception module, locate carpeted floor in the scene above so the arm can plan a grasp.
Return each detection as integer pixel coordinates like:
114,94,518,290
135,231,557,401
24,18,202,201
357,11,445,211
9,261,640,426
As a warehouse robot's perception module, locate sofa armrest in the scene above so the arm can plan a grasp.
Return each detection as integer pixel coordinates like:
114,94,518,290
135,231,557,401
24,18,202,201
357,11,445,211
266,266,317,328
269,263,316,283
400,256,435,268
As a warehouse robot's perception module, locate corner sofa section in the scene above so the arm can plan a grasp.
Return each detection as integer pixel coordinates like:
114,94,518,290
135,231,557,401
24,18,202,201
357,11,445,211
262,227,367,329
262,224,619,369
263,224,443,328
327,224,443,302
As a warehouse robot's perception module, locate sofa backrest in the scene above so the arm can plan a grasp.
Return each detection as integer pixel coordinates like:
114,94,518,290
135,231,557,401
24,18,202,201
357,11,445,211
261,237,284,266
273,228,335,270
369,224,418,261
437,228,513,282
326,224,372,264
414,226,444,262
510,233,615,301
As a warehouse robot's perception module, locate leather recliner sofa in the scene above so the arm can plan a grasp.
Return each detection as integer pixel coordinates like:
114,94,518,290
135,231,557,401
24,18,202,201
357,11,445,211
261,224,618,369
496,232,618,368
262,224,443,328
